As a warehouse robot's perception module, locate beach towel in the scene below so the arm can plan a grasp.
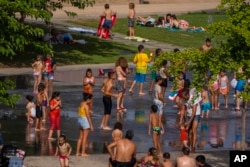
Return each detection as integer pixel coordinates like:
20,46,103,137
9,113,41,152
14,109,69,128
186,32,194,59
167,27,204,32
124,36,149,42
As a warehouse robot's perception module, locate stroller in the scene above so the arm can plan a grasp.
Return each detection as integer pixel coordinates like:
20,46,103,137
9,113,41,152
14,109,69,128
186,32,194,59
0,145,25,167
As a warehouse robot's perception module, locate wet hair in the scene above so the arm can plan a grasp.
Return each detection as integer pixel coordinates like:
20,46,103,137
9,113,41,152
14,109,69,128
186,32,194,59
138,44,144,52
148,147,157,156
113,122,123,130
155,48,162,57
163,152,170,159
108,71,115,78
125,130,134,140
59,134,66,140
38,83,46,92
162,60,167,66
51,91,60,100
85,68,92,76
196,155,206,164
26,95,34,102
104,3,109,9
182,147,190,155
83,94,93,101
115,57,128,69
155,76,162,83
151,104,158,113
206,38,211,43
202,85,208,91
129,2,135,9
173,48,180,53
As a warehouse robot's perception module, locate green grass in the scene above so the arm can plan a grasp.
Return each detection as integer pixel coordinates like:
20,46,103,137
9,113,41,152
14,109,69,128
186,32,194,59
67,12,227,48
0,29,136,67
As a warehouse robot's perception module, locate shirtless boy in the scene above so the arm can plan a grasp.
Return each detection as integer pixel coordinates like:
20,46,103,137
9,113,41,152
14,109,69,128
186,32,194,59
55,135,72,167
128,3,136,38
99,4,115,38
148,104,164,156
200,38,212,51
100,72,118,130
32,55,44,94
108,130,136,167
176,147,196,167
201,86,211,118
162,152,174,167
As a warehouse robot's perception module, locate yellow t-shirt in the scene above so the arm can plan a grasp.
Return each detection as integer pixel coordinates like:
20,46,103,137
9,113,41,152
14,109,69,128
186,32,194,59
78,107,86,117
133,53,150,74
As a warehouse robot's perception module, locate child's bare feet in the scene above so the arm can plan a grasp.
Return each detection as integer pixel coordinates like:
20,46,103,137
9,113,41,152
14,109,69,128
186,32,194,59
81,153,89,157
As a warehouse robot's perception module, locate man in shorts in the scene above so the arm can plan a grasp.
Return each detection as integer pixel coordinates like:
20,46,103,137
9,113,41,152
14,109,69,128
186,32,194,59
108,130,136,167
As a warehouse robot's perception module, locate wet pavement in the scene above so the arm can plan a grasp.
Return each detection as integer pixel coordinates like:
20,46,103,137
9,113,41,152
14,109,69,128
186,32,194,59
1,68,250,158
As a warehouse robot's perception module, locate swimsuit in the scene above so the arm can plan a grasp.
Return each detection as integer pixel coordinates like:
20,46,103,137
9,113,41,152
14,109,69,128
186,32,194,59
109,157,136,167
152,127,161,134
59,155,68,160
33,72,40,76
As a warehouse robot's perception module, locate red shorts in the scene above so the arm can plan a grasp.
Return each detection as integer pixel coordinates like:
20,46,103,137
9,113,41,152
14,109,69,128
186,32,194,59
180,129,188,141
59,155,68,160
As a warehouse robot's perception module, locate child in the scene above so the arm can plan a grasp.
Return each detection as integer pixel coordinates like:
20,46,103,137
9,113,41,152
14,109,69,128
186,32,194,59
38,83,49,124
99,4,114,38
148,104,164,156
48,92,62,140
26,95,36,124
149,48,162,93
159,60,170,98
76,94,94,157
32,55,44,94
201,86,211,118
162,152,174,167
153,76,164,122
115,57,129,118
35,84,46,131
137,147,160,167
209,75,219,110
83,68,95,113
218,69,230,109
180,123,189,148
128,3,135,38
55,134,72,167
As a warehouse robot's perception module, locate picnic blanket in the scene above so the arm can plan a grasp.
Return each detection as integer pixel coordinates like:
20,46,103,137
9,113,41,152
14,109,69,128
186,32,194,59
124,36,149,42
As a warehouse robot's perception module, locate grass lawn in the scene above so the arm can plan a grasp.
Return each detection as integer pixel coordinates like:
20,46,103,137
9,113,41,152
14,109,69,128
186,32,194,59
67,12,227,48
0,29,136,67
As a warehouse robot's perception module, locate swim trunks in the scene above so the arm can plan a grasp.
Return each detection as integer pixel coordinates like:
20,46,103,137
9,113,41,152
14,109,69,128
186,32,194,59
128,18,135,27
103,20,112,29
201,102,211,112
109,157,136,167
152,126,161,135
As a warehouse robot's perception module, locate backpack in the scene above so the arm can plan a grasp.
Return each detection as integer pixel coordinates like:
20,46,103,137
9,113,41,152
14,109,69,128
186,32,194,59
8,157,23,167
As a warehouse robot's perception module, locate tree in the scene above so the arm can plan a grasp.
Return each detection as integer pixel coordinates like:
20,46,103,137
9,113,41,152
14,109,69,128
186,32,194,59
152,0,250,151
0,0,95,58
0,0,95,107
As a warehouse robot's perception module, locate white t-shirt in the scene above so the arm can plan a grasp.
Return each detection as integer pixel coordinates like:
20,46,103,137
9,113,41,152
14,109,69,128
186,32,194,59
186,88,202,117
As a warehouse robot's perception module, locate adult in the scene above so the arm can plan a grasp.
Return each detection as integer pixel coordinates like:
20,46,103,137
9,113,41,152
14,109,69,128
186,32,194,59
100,72,118,130
107,130,136,167
44,53,56,98
183,88,202,153
136,16,155,24
170,15,205,31
176,147,196,167
196,155,212,167
129,45,152,96
200,38,212,51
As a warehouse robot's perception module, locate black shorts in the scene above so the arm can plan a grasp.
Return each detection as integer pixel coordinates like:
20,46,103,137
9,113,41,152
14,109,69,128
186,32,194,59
83,92,92,99
103,96,112,115
36,106,43,118
160,78,168,87
109,157,136,167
